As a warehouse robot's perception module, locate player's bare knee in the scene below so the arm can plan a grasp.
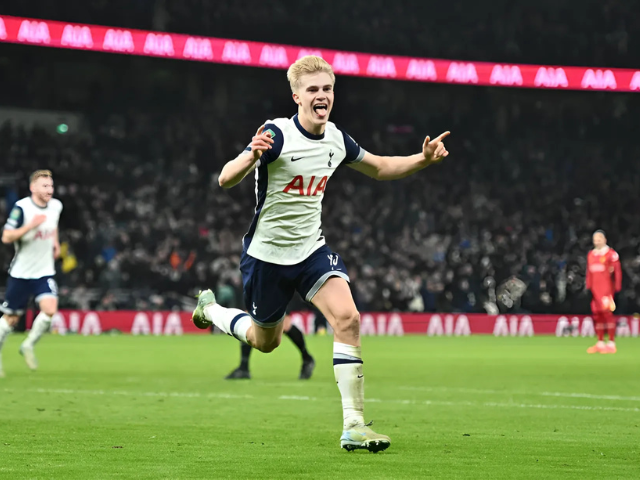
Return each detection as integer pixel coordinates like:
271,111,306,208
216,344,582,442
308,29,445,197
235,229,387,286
41,306,57,317
39,298,57,317
4,315,19,327
254,336,282,353
334,311,360,340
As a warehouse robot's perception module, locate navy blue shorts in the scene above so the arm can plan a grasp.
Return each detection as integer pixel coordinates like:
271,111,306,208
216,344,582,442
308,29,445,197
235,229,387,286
240,245,349,327
1,275,58,315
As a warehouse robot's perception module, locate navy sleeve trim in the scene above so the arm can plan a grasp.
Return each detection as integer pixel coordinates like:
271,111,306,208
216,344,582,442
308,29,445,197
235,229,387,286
242,123,284,165
258,123,284,165
338,127,365,164
4,205,24,230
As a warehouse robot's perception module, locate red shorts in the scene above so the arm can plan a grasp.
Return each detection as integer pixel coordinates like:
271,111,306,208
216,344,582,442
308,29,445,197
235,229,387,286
591,294,614,314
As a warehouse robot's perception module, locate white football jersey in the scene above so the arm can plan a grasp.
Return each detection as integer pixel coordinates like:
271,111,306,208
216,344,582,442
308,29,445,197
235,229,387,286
243,114,365,265
3,197,63,279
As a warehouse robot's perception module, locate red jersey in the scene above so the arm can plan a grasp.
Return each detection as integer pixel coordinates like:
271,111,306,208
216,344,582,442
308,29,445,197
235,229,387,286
586,246,622,312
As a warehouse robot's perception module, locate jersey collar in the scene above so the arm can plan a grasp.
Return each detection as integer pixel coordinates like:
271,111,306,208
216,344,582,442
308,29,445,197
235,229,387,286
30,196,48,209
293,114,325,140
593,246,610,256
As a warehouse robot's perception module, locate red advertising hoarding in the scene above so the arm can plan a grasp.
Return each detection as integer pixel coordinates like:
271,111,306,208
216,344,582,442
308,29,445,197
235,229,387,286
41,310,640,338
1,16,639,92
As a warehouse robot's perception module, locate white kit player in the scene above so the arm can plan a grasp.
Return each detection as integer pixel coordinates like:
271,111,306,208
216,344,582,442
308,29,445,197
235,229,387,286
192,56,450,452
0,170,62,376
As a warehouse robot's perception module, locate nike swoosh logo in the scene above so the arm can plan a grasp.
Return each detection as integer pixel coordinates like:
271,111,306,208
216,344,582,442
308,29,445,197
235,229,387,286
357,375,364,378
291,156,304,162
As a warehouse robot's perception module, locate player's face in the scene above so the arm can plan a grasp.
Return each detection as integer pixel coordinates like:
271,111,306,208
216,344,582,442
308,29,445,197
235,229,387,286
31,176,54,204
293,72,334,134
593,232,606,249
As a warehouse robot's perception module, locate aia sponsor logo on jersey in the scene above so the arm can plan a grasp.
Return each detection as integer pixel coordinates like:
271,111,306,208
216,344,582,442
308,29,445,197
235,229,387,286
283,176,328,196
34,229,56,241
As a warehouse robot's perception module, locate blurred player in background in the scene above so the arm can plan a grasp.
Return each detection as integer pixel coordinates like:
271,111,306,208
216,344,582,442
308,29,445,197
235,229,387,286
192,56,449,452
225,310,315,380
586,230,621,354
0,170,62,377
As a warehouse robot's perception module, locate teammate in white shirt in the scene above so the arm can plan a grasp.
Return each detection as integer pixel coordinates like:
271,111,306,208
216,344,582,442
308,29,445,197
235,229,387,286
0,170,63,376
192,56,450,452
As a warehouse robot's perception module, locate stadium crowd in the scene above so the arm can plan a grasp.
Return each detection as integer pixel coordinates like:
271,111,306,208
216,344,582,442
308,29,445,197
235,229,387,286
1,1,640,315
2,62,640,315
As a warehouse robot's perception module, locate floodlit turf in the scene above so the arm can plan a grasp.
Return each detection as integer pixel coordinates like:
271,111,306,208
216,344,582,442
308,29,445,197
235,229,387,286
1,334,639,479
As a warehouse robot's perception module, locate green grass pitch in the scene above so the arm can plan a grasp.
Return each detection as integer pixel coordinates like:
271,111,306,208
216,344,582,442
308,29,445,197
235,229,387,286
1,334,639,479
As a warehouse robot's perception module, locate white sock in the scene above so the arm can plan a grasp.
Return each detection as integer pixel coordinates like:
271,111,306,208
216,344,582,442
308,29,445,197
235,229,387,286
0,316,13,352
334,342,365,429
204,304,252,344
22,312,52,348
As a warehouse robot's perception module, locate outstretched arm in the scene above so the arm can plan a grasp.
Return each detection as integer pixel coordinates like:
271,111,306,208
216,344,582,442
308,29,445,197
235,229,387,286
219,125,274,189
348,132,450,181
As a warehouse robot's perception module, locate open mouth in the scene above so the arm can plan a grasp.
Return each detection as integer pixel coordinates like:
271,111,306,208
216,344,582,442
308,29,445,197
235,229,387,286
313,103,328,118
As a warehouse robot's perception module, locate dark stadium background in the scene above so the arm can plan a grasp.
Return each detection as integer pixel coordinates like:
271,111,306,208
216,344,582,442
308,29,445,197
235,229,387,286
1,0,640,326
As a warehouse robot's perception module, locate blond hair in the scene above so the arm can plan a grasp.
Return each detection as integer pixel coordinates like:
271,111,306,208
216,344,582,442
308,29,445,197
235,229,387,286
287,55,335,93
30,169,53,184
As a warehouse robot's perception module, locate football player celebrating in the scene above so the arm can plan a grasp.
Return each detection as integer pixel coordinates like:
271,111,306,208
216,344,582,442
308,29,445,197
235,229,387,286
192,56,450,452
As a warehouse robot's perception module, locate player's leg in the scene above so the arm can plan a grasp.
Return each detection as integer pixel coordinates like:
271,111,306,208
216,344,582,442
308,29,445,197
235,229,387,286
225,342,253,379
0,276,31,377
602,310,617,354
312,277,390,452
0,314,19,378
192,254,291,353
193,290,285,352
587,297,607,353
314,307,328,335
282,314,315,380
20,277,58,370
298,247,389,452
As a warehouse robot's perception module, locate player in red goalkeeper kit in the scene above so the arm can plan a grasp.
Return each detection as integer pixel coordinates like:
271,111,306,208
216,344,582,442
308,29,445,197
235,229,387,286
586,230,622,354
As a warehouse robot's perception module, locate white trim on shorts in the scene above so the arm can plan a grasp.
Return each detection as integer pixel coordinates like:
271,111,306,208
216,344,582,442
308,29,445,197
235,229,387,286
35,293,58,304
250,313,286,329
305,271,350,302
0,304,24,316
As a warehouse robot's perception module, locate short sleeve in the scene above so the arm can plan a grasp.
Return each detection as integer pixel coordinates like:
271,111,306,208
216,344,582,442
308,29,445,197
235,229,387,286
339,128,366,164
243,123,284,166
4,205,24,230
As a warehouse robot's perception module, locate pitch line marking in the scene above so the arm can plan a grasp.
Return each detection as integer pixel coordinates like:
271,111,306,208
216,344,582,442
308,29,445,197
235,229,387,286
399,386,640,402
3,387,639,413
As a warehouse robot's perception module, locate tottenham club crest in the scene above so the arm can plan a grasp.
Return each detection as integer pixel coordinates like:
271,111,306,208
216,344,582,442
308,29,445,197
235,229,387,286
328,149,334,167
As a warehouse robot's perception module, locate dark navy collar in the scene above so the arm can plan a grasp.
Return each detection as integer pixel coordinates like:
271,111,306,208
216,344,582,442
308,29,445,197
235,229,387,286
293,114,325,140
